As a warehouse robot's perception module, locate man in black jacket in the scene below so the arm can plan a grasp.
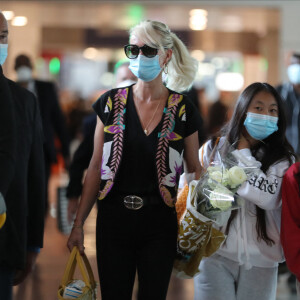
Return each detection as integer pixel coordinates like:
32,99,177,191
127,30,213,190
0,49,16,199
276,52,300,157
14,53,70,214
0,12,45,300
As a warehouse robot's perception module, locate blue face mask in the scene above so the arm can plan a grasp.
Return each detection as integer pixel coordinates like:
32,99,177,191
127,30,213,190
0,44,8,65
129,55,162,82
244,112,278,140
287,64,300,85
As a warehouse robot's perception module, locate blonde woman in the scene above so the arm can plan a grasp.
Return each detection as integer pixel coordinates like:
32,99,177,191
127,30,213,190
67,20,202,300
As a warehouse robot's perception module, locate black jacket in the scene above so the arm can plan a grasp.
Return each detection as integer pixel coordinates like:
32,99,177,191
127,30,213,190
0,68,45,269
0,67,16,197
276,83,300,156
34,80,70,162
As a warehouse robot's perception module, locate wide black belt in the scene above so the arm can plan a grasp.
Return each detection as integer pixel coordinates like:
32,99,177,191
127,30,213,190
123,195,162,210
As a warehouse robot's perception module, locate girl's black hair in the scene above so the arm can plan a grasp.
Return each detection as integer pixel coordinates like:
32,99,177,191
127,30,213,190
221,82,296,246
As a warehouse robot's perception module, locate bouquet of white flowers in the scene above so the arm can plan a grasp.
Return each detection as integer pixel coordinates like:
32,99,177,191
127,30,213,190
195,140,259,226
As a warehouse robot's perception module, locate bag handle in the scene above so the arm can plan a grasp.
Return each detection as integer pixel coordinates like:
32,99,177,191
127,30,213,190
76,249,96,289
60,247,96,289
60,246,77,287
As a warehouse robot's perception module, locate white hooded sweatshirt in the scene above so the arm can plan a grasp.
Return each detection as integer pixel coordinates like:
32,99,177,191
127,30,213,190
198,137,291,269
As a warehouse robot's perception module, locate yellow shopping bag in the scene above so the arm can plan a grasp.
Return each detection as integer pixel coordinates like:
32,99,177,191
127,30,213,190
174,181,225,278
58,247,97,300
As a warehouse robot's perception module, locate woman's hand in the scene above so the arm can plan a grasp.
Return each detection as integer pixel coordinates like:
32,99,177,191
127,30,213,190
67,226,85,255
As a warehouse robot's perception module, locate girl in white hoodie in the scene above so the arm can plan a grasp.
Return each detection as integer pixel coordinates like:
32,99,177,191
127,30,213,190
194,82,296,300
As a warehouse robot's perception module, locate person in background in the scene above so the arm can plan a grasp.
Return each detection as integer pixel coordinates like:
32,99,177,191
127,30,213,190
194,82,295,300
276,53,300,289
0,11,45,300
276,52,300,158
0,16,16,233
113,59,137,87
205,90,236,138
67,19,202,300
66,60,137,222
14,54,70,214
281,162,300,297
0,39,16,203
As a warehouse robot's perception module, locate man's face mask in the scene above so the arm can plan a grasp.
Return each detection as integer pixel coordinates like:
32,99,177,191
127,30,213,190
243,112,278,140
287,63,300,85
0,44,8,65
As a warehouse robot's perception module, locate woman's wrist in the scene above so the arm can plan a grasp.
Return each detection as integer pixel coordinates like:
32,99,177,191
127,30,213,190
72,224,83,229
73,218,84,228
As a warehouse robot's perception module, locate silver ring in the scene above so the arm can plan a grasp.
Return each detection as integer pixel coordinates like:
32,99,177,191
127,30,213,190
124,195,143,210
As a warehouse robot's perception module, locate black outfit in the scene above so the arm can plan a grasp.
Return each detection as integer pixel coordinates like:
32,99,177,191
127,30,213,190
0,66,45,298
93,87,200,300
182,86,206,147
0,66,16,197
277,83,300,156
20,79,70,212
34,80,69,164
66,113,96,199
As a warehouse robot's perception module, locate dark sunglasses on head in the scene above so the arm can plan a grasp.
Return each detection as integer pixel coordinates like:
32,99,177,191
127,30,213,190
124,44,158,59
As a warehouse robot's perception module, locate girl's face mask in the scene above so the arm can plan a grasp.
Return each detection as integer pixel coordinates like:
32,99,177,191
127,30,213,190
243,112,278,140
129,55,162,82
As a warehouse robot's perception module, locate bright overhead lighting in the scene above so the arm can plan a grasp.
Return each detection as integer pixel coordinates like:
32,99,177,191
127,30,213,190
190,9,207,17
215,72,244,92
2,11,14,21
191,50,205,62
198,62,215,77
83,47,99,60
11,16,28,27
189,9,208,31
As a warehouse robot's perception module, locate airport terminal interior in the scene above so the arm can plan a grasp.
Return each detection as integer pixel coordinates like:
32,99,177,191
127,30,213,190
1,0,300,299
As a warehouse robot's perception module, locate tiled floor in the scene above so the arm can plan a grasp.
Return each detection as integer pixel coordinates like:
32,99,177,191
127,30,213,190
13,172,298,300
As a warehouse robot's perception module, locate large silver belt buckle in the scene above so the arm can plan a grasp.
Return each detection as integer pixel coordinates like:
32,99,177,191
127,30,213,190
124,195,143,210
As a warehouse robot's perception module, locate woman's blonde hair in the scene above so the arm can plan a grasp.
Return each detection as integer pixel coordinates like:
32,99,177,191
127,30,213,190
129,20,198,92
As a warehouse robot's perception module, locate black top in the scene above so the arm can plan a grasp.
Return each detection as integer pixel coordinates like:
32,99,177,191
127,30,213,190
182,86,206,146
93,85,201,197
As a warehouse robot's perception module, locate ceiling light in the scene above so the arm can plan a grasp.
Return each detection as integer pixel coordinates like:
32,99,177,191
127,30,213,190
83,48,99,60
189,9,208,31
11,16,28,27
215,72,244,91
191,50,205,62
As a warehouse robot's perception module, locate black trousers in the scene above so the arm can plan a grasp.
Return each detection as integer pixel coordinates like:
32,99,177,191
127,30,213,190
96,196,178,300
